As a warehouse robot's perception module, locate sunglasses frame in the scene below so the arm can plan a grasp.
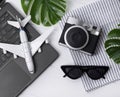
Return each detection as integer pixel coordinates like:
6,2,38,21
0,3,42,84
61,65,109,80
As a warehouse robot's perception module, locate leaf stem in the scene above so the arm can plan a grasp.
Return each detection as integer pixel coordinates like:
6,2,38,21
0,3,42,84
27,0,35,15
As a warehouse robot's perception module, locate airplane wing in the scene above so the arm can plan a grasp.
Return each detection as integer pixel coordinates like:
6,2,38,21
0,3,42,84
30,29,53,56
7,21,20,29
0,43,25,58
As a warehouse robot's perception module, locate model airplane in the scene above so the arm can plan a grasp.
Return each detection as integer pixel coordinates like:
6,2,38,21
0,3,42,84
0,15,53,74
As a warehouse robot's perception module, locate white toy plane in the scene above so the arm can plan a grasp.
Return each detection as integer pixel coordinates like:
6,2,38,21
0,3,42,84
0,15,53,74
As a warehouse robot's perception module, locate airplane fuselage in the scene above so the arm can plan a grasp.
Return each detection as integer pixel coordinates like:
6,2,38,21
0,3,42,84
20,28,34,74
5,16,53,74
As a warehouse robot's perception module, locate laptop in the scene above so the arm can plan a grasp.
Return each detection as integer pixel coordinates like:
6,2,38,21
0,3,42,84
0,0,59,97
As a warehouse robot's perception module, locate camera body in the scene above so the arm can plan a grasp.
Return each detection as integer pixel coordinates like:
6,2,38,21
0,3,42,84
59,17,101,55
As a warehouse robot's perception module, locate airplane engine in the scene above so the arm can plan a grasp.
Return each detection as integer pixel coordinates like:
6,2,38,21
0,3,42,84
3,50,7,54
45,40,49,44
38,48,41,53
13,54,17,59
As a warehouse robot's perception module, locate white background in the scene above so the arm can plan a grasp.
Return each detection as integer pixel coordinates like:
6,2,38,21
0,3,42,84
6,0,120,97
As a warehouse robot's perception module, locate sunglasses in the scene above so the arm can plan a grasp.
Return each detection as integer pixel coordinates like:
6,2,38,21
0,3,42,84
61,65,109,80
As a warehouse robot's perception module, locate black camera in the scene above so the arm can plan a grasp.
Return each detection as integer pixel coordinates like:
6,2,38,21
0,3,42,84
59,17,101,55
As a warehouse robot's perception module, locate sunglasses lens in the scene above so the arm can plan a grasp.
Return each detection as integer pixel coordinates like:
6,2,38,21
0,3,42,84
87,67,109,80
61,66,83,79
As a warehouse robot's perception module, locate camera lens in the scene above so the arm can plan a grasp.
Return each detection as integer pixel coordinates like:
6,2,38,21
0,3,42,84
64,26,89,50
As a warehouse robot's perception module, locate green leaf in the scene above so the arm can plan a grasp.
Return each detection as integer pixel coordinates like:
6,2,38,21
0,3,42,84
105,39,120,48
21,0,66,26
105,27,120,64
108,29,120,38
106,46,120,64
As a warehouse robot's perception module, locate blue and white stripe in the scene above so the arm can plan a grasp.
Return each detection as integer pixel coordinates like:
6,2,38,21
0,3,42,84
59,0,120,92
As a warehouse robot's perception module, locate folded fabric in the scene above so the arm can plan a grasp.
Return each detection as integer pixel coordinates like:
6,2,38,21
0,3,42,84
59,0,120,92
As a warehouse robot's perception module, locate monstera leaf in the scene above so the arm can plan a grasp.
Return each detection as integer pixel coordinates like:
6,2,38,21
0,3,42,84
21,0,66,26
105,27,120,64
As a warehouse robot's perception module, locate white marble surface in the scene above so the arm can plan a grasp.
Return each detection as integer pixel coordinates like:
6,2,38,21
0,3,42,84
6,0,120,97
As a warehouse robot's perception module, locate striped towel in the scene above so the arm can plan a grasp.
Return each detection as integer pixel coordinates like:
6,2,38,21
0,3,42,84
59,0,120,92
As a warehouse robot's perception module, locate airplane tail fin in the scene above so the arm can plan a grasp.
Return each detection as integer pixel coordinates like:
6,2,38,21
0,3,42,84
7,15,31,28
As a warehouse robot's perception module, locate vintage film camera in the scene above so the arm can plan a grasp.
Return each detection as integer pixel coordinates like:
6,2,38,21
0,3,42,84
59,17,101,55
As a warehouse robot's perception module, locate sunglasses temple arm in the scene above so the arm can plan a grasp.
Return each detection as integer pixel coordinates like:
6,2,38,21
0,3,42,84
63,74,67,77
62,68,74,78
102,76,105,79
63,71,70,77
